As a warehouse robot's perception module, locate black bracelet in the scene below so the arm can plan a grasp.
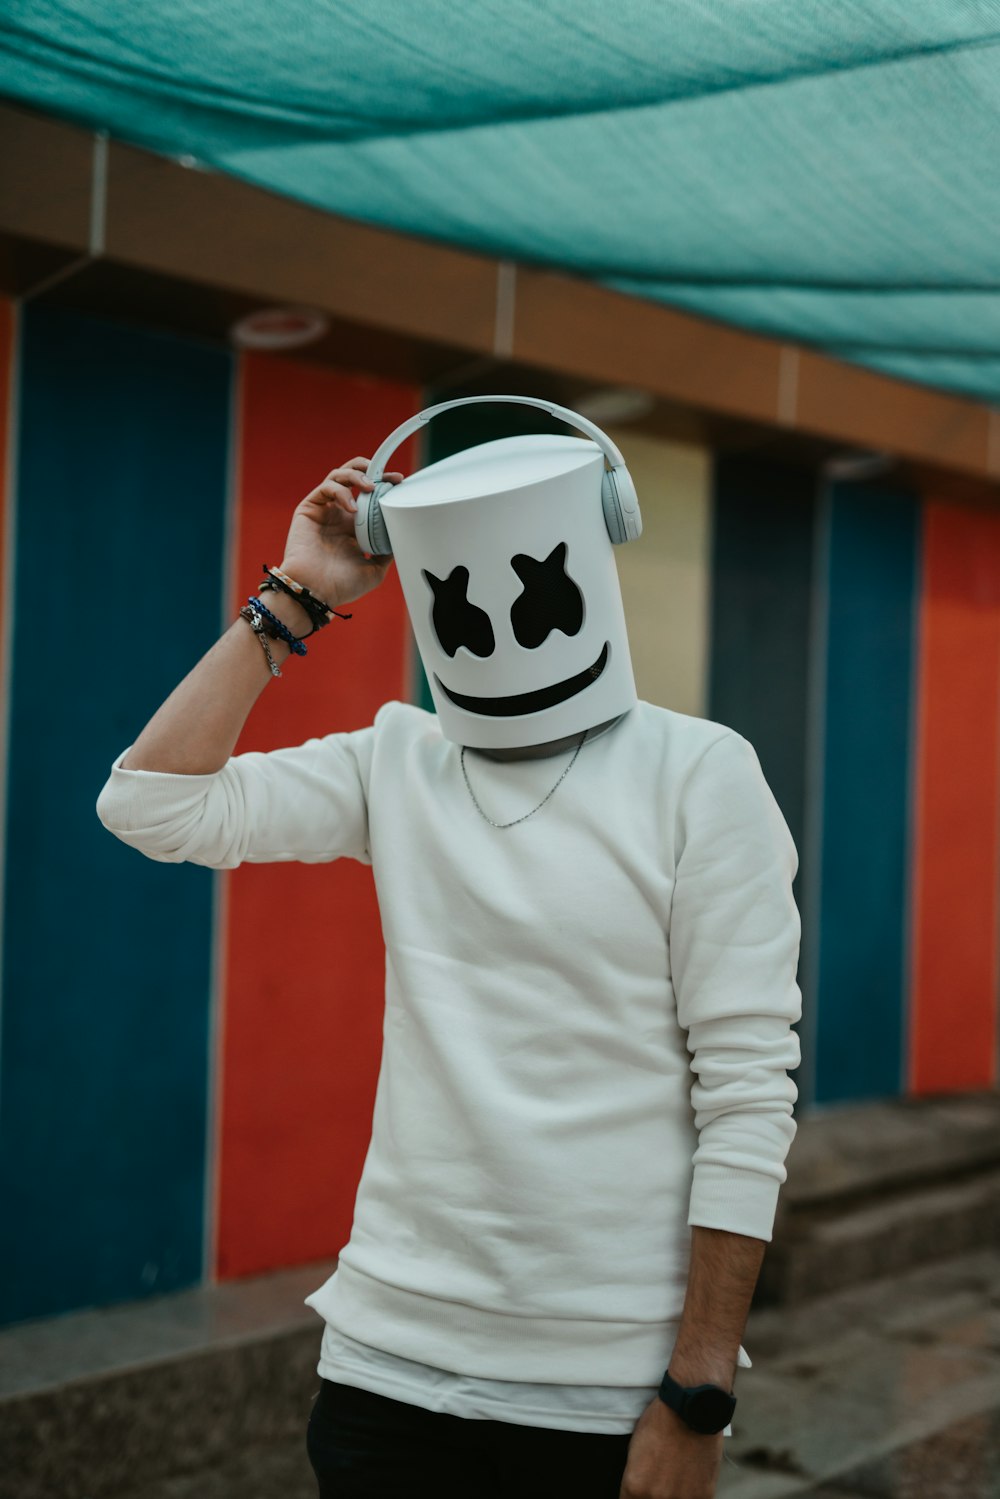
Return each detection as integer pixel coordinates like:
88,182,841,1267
260,564,352,631
258,581,320,638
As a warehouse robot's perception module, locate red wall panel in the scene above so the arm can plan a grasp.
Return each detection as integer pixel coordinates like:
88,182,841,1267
909,500,1000,1095
216,352,419,1278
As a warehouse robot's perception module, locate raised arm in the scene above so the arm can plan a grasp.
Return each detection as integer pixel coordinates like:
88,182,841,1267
121,456,402,775
97,457,403,869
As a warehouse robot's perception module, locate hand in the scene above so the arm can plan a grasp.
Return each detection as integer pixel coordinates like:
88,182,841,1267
619,1397,723,1499
279,457,405,609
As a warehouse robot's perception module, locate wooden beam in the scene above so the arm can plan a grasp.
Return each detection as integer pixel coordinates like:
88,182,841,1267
512,268,783,427
1,100,997,488
105,142,500,356
0,105,93,252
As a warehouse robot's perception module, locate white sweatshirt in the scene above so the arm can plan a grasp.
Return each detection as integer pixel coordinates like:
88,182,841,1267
96,700,801,1391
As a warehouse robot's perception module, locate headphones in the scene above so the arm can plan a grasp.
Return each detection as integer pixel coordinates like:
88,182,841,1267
355,395,643,557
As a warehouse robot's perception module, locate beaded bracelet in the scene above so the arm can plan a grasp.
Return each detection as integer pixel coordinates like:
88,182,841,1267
239,605,282,677
246,595,308,656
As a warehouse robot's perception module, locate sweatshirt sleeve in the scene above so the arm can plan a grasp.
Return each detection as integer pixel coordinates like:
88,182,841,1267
95,727,375,870
669,730,802,1243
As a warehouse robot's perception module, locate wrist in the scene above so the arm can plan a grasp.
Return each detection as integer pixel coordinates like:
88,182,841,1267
668,1346,737,1390
277,560,344,614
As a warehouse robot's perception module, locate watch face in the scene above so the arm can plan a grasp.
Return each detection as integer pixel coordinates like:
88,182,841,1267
685,1386,735,1434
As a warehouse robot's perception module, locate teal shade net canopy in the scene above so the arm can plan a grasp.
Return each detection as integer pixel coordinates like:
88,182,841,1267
4,1,1000,403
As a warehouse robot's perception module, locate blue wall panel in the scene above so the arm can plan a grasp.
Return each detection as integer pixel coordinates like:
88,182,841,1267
708,457,816,893
0,308,231,1325
814,483,919,1105
708,457,817,1104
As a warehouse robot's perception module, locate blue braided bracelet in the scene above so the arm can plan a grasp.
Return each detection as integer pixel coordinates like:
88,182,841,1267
246,596,308,656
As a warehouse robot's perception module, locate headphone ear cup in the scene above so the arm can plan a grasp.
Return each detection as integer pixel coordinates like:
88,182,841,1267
355,481,394,556
601,467,643,544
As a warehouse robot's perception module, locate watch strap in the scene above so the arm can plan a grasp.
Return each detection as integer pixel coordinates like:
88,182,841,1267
657,1370,737,1435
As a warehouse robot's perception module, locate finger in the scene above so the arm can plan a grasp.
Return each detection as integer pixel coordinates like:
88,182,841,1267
337,457,374,484
319,480,361,510
318,479,355,500
326,476,373,496
297,500,354,536
323,462,374,491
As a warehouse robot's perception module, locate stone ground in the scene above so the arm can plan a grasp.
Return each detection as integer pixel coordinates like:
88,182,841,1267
718,1247,1000,1499
94,1247,999,1499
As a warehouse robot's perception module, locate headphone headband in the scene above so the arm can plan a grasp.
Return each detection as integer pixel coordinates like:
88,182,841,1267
357,392,642,554
366,395,628,485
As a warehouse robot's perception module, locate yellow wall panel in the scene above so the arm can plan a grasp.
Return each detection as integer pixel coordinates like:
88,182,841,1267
608,429,711,718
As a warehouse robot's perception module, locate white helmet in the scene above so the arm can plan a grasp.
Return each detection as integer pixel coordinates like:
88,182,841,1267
357,398,642,750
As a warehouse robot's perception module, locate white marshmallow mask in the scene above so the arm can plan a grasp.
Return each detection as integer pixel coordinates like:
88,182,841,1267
366,418,640,750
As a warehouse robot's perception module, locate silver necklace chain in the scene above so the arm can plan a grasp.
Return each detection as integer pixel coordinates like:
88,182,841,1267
460,732,587,830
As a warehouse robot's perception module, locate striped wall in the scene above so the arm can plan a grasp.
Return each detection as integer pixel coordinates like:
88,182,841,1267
0,303,420,1326
0,303,997,1328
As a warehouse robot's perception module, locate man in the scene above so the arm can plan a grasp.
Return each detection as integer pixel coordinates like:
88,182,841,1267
97,418,801,1499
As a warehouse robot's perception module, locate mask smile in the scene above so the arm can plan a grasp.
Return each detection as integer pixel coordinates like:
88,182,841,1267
435,643,609,717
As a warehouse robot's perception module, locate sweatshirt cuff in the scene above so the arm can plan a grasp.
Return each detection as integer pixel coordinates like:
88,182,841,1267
687,1164,782,1243
105,747,223,792
96,747,223,834
107,747,221,780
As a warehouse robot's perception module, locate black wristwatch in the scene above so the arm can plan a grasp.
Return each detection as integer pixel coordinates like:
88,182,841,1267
657,1370,736,1434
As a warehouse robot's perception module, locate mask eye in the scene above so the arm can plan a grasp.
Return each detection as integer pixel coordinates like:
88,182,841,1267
510,542,584,650
423,566,495,658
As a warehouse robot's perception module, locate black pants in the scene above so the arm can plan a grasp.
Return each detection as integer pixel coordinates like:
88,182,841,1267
306,1378,633,1498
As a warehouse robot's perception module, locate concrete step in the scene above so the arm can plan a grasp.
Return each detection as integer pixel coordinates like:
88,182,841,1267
758,1090,1000,1306
0,1262,332,1499
759,1166,1000,1305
